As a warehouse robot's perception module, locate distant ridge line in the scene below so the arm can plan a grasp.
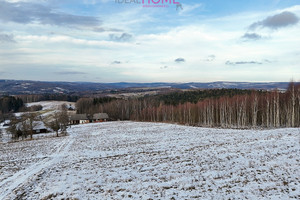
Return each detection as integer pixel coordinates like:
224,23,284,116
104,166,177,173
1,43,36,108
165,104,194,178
0,79,296,95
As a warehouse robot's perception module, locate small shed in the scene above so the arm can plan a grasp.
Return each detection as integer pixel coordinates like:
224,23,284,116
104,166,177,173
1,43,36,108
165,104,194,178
16,121,49,134
69,114,88,125
70,113,109,125
93,113,109,122
34,121,48,134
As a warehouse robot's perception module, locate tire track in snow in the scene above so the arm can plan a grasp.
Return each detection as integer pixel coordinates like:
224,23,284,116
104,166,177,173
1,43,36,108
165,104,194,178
0,136,74,200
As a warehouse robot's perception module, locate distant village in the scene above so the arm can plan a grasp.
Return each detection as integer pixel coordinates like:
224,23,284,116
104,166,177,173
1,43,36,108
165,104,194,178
0,100,110,140
1,112,109,139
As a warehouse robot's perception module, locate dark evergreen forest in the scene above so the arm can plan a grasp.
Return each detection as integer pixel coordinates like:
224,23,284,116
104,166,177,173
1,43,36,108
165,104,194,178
0,96,24,114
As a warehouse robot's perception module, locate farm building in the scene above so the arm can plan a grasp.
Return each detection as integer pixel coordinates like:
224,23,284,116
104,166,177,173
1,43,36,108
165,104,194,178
33,121,49,134
15,121,49,135
70,113,109,125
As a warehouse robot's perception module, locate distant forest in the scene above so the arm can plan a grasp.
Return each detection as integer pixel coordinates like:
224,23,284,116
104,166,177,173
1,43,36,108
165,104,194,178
16,94,79,103
2,83,300,128
0,94,79,117
76,83,300,128
0,96,24,114
158,89,254,105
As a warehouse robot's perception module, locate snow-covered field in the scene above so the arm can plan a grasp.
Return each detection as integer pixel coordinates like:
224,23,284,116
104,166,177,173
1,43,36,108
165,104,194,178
0,122,299,199
26,101,75,111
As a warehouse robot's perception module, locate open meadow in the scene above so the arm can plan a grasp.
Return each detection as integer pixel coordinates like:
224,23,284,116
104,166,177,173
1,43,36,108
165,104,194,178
0,121,299,199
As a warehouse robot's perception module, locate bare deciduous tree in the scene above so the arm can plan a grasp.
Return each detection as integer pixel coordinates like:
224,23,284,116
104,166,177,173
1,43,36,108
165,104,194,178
7,115,20,140
22,113,39,139
60,104,69,135
43,105,69,137
75,82,300,129
45,112,60,137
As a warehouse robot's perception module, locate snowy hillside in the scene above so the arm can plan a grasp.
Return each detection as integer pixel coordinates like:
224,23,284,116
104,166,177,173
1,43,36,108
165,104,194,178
0,122,299,199
26,101,75,111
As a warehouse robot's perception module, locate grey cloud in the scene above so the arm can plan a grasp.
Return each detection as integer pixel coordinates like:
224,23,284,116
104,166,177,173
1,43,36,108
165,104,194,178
0,33,16,43
0,1,101,28
94,27,105,32
249,11,299,30
205,55,216,62
160,66,168,69
94,27,123,33
226,61,263,65
242,33,262,40
175,58,185,63
264,59,272,63
54,71,87,75
109,33,133,42
109,28,123,32
112,61,121,64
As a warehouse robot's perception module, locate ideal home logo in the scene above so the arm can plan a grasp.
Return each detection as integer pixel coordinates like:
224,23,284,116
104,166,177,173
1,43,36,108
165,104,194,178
115,0,181,8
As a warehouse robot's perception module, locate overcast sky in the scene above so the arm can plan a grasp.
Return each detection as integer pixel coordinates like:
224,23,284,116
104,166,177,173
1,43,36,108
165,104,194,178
0,0,299,82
